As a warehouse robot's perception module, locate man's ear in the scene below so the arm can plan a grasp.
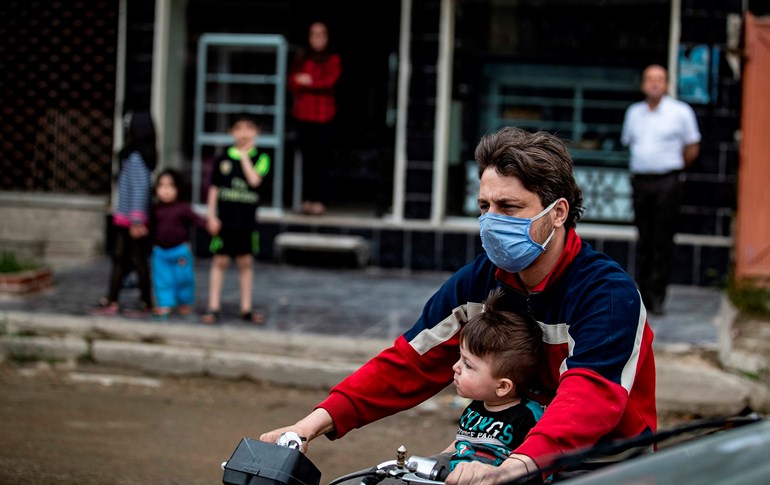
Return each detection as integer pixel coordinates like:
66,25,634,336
496,378,514,397
552,198,568,228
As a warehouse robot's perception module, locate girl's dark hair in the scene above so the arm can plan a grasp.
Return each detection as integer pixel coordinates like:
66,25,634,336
155,168,190,202
460,287,544,396
475,127,584,228
119,110,157,171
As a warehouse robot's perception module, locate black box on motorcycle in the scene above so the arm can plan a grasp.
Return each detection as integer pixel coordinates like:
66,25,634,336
222,438,321,485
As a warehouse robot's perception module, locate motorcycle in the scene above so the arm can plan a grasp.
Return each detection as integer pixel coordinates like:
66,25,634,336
221,413,766,485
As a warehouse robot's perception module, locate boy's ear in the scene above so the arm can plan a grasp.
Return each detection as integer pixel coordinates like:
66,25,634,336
496,378,514,397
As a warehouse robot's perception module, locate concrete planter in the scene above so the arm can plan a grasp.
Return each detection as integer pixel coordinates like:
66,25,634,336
0,267,54,294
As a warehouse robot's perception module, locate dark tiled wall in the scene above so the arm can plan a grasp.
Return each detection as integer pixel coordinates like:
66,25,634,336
669,2,743,285
246,222,480,273
124,1,156,113
581,237,730,287
678,2,742,238
403,0,441,220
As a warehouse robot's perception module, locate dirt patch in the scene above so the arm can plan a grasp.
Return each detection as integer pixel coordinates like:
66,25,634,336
0,362,458,484
0,362,697,484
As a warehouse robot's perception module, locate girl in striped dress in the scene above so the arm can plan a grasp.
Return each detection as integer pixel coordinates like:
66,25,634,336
91,111,156,316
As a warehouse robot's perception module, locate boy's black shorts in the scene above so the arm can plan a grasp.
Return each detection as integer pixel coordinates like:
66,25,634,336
209,229,259,257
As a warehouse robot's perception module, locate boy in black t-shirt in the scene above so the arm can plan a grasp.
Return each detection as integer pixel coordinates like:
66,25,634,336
202,114,271,324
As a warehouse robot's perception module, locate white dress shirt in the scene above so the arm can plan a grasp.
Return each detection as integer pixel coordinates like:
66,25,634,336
621,95,701,175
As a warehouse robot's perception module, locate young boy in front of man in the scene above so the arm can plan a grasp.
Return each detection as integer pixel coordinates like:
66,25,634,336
441,287,545,479
202,114,270,324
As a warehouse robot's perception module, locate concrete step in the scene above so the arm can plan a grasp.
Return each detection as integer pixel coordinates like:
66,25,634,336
274,232,370,267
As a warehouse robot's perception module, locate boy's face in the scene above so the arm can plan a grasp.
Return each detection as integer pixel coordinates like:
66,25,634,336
452,342,502,402
230,121,259,148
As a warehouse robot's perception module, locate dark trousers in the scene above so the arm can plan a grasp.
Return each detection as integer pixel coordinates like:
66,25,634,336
297,120,333,204
631,171,682,310
107,226,152,308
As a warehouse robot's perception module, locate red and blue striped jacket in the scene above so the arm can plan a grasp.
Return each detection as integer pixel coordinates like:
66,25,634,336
317,227,657,468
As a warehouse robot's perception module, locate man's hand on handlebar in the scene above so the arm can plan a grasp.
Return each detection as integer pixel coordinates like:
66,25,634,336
445,454,535,485
260,427,310,453
259,408,335,454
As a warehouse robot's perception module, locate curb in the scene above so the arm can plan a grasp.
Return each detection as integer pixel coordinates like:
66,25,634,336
0,310,384,390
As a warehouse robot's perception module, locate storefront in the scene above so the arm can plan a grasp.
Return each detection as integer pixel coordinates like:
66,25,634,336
1,0,762,283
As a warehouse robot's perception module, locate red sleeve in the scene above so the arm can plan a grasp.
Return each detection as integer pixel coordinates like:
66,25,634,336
514,368,628,467
316,333,458,439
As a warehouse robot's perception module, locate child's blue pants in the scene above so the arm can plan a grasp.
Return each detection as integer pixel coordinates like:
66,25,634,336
151,243,195,309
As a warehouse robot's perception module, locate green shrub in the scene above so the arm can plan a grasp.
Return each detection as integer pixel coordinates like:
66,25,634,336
0,251,43,274
727,278,770,319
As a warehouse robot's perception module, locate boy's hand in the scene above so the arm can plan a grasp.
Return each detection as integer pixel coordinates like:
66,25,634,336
238,146,254,160
236,144,262,187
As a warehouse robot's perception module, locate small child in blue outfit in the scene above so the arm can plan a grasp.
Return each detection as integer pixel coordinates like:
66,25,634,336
150,168,208,320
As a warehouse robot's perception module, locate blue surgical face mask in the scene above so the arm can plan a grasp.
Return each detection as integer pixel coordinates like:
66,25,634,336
479,200,559,273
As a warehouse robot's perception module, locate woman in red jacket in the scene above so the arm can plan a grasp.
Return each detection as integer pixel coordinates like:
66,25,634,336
288,20,341,216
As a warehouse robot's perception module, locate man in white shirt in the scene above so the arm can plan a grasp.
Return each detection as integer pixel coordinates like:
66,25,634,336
621,64,701,316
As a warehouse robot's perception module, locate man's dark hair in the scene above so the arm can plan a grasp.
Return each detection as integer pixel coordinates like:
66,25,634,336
460,287,544,396
475,127,584,228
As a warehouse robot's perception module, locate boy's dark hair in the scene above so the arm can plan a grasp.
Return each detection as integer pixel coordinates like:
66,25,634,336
229,113,259,130
155,168,191,202
460,287,544,396
475,126,584,228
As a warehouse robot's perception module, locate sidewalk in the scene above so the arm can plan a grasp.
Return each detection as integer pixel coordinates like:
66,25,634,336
1,257,769,417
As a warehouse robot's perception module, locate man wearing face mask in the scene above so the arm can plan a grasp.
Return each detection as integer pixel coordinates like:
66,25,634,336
260,127,657,484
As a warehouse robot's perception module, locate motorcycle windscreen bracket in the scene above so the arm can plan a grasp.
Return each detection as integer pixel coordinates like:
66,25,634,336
222,438,321,485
